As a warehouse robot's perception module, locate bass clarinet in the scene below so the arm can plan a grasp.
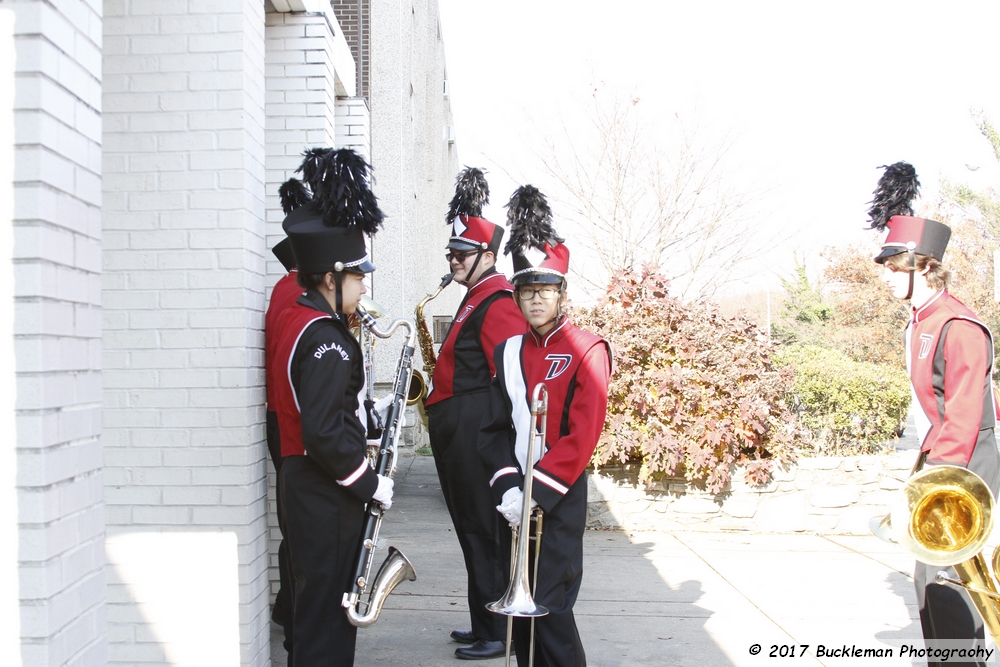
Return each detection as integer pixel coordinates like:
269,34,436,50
341,305,418,627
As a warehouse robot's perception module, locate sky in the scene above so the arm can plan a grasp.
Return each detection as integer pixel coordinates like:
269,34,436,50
435,0,1000,301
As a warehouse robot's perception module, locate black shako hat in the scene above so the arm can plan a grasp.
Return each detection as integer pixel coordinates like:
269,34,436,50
282,205,374,274
867,161,951,264
271,237,296,272
504,185,569,286
278,147,383,275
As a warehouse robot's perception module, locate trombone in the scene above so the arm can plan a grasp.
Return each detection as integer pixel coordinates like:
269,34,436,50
488,383,550,667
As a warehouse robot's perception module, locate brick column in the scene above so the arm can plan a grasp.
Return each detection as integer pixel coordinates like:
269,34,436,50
102,1,269,665
6,1,106,666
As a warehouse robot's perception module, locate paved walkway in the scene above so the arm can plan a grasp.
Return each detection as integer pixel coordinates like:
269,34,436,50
271,454,939,666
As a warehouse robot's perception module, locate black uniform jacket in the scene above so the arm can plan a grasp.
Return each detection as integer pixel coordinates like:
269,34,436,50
280,289,378,502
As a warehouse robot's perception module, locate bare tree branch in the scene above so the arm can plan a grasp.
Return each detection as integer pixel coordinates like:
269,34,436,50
535,85,780,300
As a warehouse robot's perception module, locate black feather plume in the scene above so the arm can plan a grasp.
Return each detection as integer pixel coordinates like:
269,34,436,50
503,185,563,256
867,162,920,231
278,178,311,214
294,147,384,235
298,148,330,197
446,167,490,223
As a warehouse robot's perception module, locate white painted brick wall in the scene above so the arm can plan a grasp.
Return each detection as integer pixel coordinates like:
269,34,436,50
101,1,269,665
0,0,107,666
8,1,107,666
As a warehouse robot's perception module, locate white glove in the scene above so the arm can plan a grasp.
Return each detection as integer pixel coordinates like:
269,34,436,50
374,394,393,423
373,474,394,510
497,487,537,528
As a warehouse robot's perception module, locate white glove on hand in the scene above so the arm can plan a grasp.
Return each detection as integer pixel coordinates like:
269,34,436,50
373,474,394,510
374,394,394,423
497,487,536,528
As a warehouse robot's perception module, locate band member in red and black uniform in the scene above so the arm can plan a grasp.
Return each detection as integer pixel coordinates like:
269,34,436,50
479,186,612,667
424,168,526,660
869,162,1000,667
264,235,303,656
271,148,394,667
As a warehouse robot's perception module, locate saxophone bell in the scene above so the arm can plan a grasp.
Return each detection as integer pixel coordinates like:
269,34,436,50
407,370,427,406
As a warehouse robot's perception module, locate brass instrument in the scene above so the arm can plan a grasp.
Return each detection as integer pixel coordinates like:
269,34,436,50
354,295,423,407
342,305,418,627
878,465,1000,645
488,383,550,667
410,271,455,419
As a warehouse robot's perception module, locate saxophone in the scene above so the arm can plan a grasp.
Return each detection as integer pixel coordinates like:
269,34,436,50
411,271,456,407
342,306,418,627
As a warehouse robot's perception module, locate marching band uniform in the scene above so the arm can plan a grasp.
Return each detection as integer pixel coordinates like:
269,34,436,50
264,236,302,649
870,163,1000,667
479,186,611,667
271,149,392,667
425,169,526,658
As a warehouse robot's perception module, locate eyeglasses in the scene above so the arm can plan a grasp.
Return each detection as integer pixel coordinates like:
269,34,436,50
445,250,477,263
516,286,560,301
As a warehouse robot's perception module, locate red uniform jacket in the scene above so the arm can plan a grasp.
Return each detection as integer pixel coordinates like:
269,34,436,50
479,318,612,512
265,271,302,409
906,290,998,466
425,269,525,406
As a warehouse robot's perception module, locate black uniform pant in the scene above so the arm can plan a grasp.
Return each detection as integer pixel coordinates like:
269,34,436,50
280,455,366,667
914,561,987,667
500,474,588,667
427,393,507,642
267,411,293,644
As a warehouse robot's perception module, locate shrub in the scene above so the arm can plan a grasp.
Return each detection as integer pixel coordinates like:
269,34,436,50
774,344,910,455
573,266,800,494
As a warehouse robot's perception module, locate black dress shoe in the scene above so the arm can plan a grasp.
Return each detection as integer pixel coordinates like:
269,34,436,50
455,639,507,660
450,629,475,644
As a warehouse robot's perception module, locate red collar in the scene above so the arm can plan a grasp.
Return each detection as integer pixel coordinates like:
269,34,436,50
467,271,507,295
911,290,946,324
527,317,570,348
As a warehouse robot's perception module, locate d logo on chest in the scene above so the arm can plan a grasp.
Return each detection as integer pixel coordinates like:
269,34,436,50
544,354,573,380
917,333,934,360
456,305,474,323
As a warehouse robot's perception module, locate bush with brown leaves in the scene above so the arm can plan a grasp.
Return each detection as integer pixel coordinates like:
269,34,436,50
574,266,800,493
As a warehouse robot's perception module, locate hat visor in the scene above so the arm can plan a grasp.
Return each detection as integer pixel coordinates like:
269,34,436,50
446,238,482,251
873,247,905,264
344,259,376,274
511,272,565,286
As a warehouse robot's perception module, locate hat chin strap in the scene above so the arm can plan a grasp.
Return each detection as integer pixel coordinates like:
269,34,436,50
904,247,916,301
458,249,485,287
334,272,344,313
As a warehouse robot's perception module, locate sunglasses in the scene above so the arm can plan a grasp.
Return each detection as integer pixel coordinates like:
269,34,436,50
445,250,477,262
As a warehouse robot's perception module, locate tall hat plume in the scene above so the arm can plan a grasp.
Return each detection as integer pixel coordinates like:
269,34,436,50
504,185,569,286
445,167,503,255
279,148,384,235
867,161,920,232
504,185,564,256
446,166,490,222
279,147,382,278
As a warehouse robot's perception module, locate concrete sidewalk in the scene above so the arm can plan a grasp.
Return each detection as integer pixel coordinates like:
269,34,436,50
272,455,934,666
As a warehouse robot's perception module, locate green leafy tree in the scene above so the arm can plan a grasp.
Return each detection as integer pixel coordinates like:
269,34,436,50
772,258,833,347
